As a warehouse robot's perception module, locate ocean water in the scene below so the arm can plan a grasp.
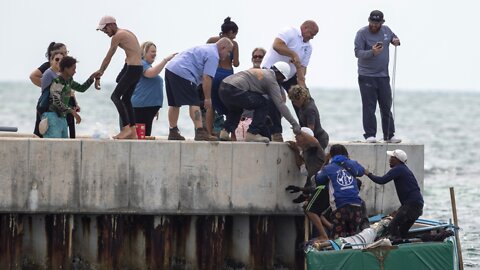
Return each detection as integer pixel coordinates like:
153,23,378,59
1,82,479,268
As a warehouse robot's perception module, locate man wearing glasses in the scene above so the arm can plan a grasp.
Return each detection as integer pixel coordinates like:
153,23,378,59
354,10,401,144
94,15,143,140
251,47,266,68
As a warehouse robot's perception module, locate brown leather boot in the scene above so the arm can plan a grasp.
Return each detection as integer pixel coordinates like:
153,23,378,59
194,128,218,141
168,127,185,140
245,132,269,143
219,129,231,141
271,133,284,142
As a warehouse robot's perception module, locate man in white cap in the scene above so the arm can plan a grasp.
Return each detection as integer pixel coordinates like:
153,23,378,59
365,149,424,239
94,15,142,139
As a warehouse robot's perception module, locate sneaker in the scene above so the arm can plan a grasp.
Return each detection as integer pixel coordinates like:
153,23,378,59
219,129,231,141
365,136,377,143
386,136,402,143
271,133,284,142
194,128,218,141
245,132,270,143
168,127,185,140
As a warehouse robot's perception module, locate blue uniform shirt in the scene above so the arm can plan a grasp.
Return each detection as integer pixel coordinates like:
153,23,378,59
165,44,219,85
315,155,365,211
367,163,424,206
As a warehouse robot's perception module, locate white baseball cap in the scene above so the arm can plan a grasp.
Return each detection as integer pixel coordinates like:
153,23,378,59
387,149,407,163
96,15,116,30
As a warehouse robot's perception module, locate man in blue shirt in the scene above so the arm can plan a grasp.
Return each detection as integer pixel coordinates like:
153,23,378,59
165,37,233,141
315,144,366,239
365,149,424,239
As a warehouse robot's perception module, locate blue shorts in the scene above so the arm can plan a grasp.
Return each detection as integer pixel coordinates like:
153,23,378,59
42,112,68,138
211,67,233,115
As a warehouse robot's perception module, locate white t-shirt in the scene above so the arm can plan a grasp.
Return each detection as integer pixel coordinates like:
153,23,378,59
260,27,313,80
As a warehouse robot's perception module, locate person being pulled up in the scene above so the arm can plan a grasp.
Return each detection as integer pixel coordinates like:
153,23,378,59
285,127,329,240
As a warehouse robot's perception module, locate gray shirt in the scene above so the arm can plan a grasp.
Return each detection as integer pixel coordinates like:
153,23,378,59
41,68,59,91
223,69,299,129
354,25,397,77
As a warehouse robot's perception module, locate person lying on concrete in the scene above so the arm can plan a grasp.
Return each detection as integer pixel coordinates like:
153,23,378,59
315,144,367,239
364,149,424,239
218,61,301,143
285,127,328,241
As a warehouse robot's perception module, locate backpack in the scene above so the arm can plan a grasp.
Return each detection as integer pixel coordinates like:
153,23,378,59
36,85,51,115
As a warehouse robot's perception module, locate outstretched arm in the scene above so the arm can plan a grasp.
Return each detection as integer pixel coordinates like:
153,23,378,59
144,53,177,78
95,36,120,77
366,167,400,184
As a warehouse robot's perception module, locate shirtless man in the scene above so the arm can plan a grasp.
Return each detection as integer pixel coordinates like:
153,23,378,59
94,15,142,139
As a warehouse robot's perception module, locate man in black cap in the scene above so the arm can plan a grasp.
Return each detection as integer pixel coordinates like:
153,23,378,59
354,10,401,144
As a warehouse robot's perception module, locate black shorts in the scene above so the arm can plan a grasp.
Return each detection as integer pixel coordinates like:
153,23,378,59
304,186,329,215
165,69,201,107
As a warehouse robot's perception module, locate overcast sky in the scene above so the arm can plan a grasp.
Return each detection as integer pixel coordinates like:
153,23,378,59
1,0,478,91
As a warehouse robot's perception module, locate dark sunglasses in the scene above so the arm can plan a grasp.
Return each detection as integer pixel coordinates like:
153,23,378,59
252,55,264,59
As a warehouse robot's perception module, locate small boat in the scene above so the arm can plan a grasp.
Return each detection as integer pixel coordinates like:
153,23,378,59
304,214,460,270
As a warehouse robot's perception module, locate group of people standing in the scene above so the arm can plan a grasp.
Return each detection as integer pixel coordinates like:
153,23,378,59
30,10,401,144
28,10,424,244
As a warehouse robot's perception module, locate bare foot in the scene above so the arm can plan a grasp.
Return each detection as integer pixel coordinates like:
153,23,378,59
114,127,133,140
127,126,138,139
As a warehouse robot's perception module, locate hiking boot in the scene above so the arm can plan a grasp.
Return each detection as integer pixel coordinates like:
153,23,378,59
219,129,231,141
245,132,269,143
386,136,402,143
194,128,218,141
365,136,377,143
271,133,283,142
168,127,185,140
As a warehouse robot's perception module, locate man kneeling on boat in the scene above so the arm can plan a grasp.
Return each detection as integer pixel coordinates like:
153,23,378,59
364,149,424,240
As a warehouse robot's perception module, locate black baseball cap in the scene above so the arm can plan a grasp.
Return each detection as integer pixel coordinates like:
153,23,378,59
369,10,385,23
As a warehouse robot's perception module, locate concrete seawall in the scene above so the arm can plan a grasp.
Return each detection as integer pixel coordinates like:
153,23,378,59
0,138,423,215
0,137,423,269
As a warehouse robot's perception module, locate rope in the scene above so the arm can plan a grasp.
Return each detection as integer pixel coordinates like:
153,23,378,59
391,46,398,123
382,46,399,211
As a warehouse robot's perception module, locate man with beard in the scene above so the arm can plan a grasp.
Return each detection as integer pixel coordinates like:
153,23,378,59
354,10,401,144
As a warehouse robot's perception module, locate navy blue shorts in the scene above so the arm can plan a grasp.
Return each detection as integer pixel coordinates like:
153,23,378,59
165,69,201,107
